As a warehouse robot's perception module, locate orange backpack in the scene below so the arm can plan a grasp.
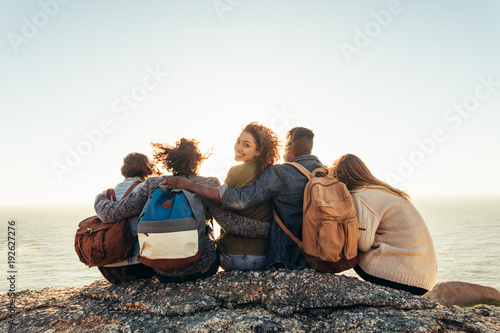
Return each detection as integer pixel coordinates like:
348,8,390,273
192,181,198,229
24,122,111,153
274,162,359,273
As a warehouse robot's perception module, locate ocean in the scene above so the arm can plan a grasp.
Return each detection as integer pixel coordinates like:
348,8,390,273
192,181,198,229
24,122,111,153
1,195,499,294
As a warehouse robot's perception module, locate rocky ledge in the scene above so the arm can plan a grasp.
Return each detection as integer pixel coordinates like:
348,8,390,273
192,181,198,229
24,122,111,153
1,269,499,332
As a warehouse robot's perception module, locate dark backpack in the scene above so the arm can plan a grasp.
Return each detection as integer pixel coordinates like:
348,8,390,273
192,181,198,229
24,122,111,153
137,181,208,271
74,183,139,267
274,162,359,273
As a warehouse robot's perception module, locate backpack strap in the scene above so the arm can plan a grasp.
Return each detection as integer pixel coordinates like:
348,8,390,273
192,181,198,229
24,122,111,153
273,162,322,250
106,182,141,202
273,209,303,249
286,162,312,180
287,162,332,179
272,162,311,249
123,181,141,198
105,189,117,201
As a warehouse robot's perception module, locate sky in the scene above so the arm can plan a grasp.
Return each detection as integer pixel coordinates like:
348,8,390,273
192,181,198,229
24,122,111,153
1,0,500,206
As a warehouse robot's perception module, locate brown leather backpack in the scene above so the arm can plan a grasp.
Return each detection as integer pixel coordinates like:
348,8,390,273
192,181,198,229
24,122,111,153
74,183,139,267
274,162,359,273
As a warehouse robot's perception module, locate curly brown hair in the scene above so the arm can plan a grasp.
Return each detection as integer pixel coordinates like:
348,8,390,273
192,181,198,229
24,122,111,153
151,138,210,176
242,122,280,177
121,152,157,180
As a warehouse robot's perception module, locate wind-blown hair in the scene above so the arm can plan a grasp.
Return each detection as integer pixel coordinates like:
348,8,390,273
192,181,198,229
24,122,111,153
242,122,280,177
332,154,410,200
151,138,210,176
121,152,158,180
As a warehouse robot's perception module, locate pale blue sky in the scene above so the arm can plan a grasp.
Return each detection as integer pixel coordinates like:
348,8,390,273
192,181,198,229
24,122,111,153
1,0,500,205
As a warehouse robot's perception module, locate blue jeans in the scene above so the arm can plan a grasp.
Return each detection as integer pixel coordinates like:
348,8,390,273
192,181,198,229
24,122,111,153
219,252,267,271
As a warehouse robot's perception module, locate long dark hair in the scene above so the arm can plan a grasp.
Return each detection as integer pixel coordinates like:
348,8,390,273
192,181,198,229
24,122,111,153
332,154,410,200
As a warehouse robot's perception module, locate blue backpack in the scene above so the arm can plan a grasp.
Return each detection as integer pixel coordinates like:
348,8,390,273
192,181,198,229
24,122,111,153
137,183,208,271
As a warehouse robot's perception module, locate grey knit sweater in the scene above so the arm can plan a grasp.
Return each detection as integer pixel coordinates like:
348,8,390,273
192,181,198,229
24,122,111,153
94,175,270,278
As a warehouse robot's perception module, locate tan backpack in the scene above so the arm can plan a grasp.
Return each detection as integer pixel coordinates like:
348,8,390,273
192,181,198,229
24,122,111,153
274,162,359,273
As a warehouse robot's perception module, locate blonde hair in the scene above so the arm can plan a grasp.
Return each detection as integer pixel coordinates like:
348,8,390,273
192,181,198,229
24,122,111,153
331,154,410,200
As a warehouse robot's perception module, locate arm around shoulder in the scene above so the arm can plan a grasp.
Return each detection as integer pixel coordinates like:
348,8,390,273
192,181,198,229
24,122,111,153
221,165,282,210
206,201,270,238
186,177,223,203
94,179,152,222
162,176,222,203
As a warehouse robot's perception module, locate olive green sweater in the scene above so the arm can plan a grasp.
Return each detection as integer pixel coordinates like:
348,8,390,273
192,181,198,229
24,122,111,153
217,159,272,256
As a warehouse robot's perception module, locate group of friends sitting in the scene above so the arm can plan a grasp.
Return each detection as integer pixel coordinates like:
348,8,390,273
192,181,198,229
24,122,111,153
93,123,438,295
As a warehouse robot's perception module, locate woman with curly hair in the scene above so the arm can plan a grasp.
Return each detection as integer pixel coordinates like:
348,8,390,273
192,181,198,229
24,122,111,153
95,138,271,283
331,154,438,295
216,122,280,271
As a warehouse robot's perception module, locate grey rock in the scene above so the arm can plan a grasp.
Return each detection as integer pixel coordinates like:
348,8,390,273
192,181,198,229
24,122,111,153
1,269,499,332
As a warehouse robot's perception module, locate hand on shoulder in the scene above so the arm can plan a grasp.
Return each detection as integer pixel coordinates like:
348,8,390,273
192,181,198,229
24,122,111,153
203,176,220,187
161,176,193,190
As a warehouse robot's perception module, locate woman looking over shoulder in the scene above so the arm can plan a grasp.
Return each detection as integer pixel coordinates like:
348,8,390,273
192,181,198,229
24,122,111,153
217,122,280,271
95,138,271,283
331,154,438,295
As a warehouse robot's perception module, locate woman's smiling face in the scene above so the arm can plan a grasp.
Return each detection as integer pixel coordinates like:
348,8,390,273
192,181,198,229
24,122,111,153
234,131,260,162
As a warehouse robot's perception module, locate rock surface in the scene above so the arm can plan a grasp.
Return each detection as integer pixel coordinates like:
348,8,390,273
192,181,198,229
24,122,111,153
1,269,499,332
423,281,500,307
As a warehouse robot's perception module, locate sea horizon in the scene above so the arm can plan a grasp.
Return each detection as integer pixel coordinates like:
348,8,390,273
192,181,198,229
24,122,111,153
1,194,499,294
3,192,499,206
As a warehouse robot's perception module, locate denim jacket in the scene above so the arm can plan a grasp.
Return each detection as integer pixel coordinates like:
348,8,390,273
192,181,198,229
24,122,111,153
219,155,324,269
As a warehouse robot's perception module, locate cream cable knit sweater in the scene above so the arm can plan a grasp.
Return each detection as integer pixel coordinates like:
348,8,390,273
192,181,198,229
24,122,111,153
352,188,438,291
